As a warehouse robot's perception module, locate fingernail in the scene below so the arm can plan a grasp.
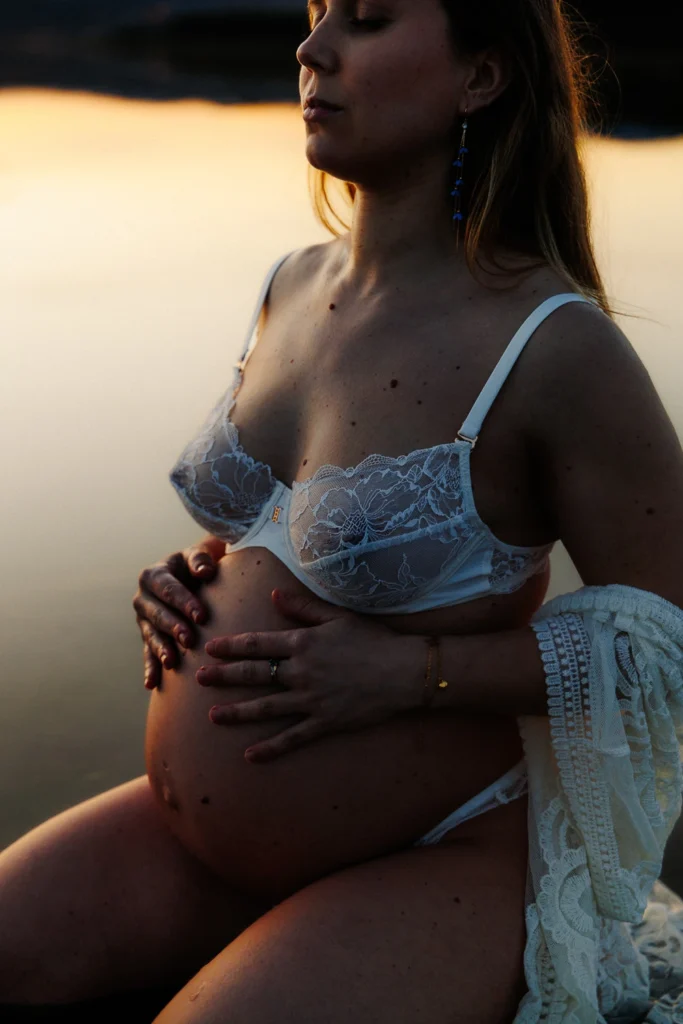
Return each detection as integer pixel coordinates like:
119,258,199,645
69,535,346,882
178,632,191,646
205,641,217,655
192,610,202,624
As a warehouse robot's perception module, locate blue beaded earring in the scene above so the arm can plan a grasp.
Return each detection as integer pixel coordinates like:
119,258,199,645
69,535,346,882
450,108,469,249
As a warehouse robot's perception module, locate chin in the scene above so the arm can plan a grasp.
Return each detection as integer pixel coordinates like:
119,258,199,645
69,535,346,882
304,137,355,178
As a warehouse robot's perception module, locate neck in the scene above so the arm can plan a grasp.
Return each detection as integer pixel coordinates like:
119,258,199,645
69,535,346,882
336,157,467,299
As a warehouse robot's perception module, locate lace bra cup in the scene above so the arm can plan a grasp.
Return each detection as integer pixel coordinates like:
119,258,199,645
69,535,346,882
170,251,597,614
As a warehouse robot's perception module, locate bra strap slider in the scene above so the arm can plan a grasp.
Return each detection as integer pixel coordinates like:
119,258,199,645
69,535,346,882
456,431,478,449
271,505,283,523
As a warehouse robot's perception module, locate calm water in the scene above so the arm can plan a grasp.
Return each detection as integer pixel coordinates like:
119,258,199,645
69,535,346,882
1,89,683,852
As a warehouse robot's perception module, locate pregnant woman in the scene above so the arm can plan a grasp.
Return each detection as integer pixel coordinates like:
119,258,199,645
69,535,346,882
3,1,683,1022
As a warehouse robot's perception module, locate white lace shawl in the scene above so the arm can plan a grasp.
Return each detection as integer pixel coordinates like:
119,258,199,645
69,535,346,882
514,583,683,1023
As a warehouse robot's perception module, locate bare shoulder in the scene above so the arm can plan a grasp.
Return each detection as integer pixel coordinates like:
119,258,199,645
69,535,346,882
520,292,683,602
521,295,657,456
263,240,337,318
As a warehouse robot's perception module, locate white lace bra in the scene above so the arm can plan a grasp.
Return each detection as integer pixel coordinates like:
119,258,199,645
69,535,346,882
170,251,594,615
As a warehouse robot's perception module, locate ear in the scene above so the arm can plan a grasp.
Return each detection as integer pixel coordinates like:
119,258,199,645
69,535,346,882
461,46,511,115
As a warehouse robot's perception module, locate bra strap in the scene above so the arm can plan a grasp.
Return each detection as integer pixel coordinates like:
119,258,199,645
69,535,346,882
456,293,597,447
236,250,298,368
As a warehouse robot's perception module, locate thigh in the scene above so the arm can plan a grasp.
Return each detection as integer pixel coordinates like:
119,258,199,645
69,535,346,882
153,819,529,1024
0,776,270,1004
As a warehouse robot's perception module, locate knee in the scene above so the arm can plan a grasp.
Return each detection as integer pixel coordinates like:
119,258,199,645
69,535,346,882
0,836,84,1002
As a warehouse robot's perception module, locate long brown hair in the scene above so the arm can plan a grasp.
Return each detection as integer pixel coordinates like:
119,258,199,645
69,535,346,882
308,0,615,316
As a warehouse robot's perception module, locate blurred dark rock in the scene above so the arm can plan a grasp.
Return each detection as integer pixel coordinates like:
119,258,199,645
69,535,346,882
0,3,681,134
0,1,298,34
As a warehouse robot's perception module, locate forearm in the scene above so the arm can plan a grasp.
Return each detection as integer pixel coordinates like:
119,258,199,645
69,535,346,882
402,625,549,717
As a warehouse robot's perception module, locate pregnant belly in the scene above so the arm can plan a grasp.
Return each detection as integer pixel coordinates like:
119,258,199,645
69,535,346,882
145,548,528,902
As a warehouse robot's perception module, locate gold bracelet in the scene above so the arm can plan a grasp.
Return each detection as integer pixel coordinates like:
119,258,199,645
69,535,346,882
435,638,450,694
422,637,438,708
423,637,450,708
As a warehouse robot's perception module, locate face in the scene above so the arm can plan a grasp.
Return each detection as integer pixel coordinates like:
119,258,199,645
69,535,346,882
297,0,467,187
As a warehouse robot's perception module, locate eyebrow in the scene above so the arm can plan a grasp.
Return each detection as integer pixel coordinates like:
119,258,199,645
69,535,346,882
306,0,327,28
306,0,394,17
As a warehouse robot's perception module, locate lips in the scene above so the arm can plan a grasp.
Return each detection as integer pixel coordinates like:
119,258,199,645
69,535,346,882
305,97,343,112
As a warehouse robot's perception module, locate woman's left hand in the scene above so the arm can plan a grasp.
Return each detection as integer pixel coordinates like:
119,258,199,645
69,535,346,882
198,588,425,763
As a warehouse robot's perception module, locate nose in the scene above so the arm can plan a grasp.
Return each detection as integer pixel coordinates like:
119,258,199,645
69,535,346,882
296,18,337,75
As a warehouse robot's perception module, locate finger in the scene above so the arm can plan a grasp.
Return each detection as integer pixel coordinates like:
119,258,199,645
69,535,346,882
164,554,210,625
142,643,161,690
243,721,324,763
167,550,215,607
197,656,285,687
134,589,194,649
139,562,207,628
138,618,178,670
209,693,305,725
206,629,306,660
187,547,218,582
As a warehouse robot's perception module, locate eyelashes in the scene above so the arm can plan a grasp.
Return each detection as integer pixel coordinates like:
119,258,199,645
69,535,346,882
349,17,387,29
302,15,388,38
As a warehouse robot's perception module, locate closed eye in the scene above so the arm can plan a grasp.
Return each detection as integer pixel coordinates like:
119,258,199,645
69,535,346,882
349,17,387,29
303,2,388,35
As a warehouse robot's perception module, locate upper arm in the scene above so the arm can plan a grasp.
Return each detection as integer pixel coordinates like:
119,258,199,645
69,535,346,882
530,302,683,609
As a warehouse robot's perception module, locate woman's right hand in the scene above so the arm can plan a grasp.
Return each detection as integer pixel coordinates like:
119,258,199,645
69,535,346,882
133,538,224,690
